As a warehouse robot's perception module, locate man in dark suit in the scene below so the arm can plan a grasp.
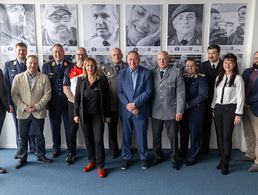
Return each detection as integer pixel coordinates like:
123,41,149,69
0,68,9,174
101,48,127,159
118,51,153,170
3,42,36,156
198,44,223,154
42,43,72,157
151,51,185,169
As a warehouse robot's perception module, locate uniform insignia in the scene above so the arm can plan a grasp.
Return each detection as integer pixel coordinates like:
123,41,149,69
198,73,205,77
107,71,111,76
13,61,17,65
51,62,55,66
64,62,68,67
194,74,198,78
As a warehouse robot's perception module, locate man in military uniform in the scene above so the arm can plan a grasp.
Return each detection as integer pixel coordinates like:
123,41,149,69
41,4,77,46
151,51,185,169
179,58,208,166
198,44,223,154
229,5,246,45
101,48,127,158
63,47,88,165
168,4,201,46
209,8,229,45
42,43,72,157
3,42,36,157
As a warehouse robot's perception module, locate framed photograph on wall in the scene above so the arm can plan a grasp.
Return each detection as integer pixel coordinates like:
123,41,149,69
83,4,120,55
0,4,36,53
167,4,203,54
125,4,161,55
40,4,78,54
209,3,247,53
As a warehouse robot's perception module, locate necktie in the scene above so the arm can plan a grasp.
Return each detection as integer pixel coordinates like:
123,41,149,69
220,77,228,104
57,63,62,72
103,40,110,46
115,65,120,72
212,64,216,70
180,40,188,46
160,71,164,79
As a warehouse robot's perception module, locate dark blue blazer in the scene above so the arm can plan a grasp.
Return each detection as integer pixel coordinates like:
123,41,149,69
3,59,26,107
42,60,72,111
118,65,153,119
242,67,258,117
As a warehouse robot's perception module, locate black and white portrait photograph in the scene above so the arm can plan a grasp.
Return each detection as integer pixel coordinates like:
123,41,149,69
167,4,203,54
209,4,246,53
126,4,161,54
40,4,78,54
0,4,36,53
84,4,119,55
140,55,157,70
91,55,111,66
169,54,202,71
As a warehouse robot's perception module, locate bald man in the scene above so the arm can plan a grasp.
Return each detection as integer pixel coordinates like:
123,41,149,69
151,51,185,169
101,48,127,158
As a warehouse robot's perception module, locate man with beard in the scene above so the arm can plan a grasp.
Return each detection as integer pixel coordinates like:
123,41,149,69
229,5,246,45
126,5,160,46
86,4,119,48
41,4,77,46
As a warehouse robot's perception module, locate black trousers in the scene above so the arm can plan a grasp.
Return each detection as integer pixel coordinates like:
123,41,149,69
214,104,236,164
81,114,105,168
17,115,45,160
49,108,69,152
107,111,119,155
67,102,79,155
152,118,178,161
0,109,6,135
201,100,219,154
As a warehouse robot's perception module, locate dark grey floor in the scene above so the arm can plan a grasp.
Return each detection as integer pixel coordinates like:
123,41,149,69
0,149,257,195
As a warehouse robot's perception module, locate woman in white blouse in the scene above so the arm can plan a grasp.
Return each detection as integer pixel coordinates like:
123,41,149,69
211,53,245,175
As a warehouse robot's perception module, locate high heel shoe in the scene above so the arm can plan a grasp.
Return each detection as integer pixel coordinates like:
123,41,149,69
83,162,96,172
97,168,106,178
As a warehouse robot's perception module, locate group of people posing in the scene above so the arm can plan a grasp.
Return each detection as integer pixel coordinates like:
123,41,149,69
0,42,257,178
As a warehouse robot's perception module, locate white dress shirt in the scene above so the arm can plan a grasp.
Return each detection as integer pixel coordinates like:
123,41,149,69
211,74,245,115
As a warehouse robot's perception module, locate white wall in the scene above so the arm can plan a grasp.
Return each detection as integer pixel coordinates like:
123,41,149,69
0,0,257,150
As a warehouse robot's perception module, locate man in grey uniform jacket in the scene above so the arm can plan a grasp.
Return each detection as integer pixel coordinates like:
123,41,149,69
151,51,185,170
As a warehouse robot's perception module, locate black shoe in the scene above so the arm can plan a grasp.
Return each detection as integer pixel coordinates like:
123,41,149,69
216,161,222,170
121,160,130,170
14,154,18,159
0,167,6,174
185,159,197,166
65,154,76,165
37,156,52,163
52,150,60,158
221,166,228,175
152,157,163,166
15,159,27,169
171,160,181,170
141,160,149,170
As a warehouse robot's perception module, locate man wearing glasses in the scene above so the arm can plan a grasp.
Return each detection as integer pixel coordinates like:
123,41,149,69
41,4,77,46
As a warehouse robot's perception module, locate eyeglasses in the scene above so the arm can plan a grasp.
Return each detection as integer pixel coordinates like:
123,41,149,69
47,14,71,23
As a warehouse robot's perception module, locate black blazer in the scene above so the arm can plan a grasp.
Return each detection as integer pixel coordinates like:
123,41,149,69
74,75,110,123
0,69,8,111
198,59,223,103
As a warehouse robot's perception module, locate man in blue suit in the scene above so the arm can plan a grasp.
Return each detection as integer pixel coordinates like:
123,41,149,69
118,50,153,170
4,42,36,157
42,43,72,158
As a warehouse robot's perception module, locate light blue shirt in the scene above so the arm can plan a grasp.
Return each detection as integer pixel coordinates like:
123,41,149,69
130,68,138,90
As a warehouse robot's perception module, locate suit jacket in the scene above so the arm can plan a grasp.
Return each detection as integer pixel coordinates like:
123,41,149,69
242,67,258,117
151,66,185,120
11,71,51,119
42,60,72,111
3,59,27,107
198,59,223,104
101,61,127,111
74,76,110,123
0,69,8,111
118,65,153,119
